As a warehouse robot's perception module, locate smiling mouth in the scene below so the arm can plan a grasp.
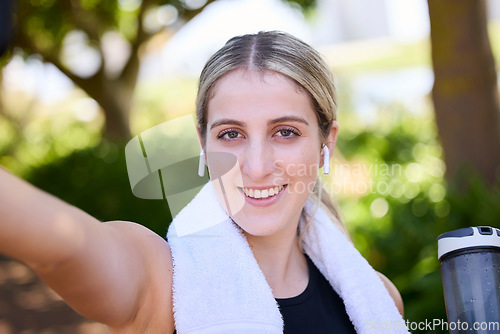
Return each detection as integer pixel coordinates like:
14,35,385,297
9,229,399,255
239,185,287,199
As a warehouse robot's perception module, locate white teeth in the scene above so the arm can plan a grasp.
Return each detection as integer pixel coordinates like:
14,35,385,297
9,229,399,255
243,185,284,199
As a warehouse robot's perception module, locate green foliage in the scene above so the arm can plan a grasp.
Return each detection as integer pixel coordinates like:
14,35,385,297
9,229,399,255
19,0,118,51
0,93,103,175
334,100,500,333
25,140,172,237
13,0,316,57
131,77,198,133
282,0,316,12
15,0,183,50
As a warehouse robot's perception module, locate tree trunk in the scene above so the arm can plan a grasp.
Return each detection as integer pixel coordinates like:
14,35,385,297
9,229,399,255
428,0,500,186
93,80,134,142
73,54,140,143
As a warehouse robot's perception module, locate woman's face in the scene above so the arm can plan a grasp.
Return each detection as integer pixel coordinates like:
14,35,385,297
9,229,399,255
204,69,337,240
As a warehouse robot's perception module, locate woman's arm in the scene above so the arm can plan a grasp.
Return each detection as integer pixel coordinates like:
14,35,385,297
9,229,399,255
0,166,174,330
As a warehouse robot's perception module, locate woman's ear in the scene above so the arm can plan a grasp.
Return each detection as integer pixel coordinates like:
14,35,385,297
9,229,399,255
326,121,339,154
320,121,339,168
196,125,205,151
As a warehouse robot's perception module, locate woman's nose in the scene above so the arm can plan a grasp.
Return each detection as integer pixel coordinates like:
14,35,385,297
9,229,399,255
241,140,275,181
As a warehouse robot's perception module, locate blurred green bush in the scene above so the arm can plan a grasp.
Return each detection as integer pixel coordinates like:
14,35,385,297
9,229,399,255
24,140,172,237
333,102,500,333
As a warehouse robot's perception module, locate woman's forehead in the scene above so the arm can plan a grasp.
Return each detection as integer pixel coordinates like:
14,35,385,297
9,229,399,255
210,68,305,98
206,69,316,124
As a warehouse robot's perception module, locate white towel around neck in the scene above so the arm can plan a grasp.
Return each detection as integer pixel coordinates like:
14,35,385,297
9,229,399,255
167,182,409,334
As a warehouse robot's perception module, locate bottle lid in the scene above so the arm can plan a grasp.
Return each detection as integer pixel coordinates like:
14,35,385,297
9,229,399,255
437,226,500,260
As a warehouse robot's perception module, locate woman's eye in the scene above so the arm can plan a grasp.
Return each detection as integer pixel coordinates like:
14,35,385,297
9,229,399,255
275,127,300,138
279,129,292,137
218,130,242,140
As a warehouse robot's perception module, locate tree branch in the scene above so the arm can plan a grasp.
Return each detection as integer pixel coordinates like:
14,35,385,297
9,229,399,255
14,26,108,105
181,0,217,21
62,1,101,42
118,0,153,84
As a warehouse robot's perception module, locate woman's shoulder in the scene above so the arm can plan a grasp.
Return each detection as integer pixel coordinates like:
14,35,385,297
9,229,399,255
104,221,175,333
104,220,171,254
104,221,173,274
376,271,404,317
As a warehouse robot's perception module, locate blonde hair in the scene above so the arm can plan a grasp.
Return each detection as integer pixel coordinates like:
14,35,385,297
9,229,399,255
196,31,349,239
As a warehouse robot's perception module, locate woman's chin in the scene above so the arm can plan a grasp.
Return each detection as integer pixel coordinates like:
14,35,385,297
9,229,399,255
240,225,283,238
231,210,299,239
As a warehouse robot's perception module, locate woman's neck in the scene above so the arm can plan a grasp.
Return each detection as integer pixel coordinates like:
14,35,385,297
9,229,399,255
244,223,309,298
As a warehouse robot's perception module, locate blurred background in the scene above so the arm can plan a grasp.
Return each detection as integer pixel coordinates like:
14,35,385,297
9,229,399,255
0,0,499,333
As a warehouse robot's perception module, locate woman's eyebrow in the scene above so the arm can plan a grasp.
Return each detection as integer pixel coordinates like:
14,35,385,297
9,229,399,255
209,116,309,130
268,116,309,126
210,119,245,130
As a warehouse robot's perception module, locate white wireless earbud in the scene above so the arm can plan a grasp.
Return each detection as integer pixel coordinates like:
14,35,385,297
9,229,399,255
198,149,206,177
322,145,329,175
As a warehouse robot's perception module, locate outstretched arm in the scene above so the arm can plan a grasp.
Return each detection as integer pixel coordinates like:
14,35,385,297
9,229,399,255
0,166,174,331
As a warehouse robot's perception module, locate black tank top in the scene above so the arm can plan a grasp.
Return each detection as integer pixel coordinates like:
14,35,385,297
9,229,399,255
276,255,357,334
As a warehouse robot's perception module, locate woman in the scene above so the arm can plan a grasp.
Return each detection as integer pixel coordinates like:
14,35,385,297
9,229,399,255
0,31,406,333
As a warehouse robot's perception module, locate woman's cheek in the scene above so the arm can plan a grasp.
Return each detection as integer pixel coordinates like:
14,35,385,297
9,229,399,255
277,158,318,181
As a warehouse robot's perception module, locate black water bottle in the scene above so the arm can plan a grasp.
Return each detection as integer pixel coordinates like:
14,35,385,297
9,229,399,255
438,226,500,333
